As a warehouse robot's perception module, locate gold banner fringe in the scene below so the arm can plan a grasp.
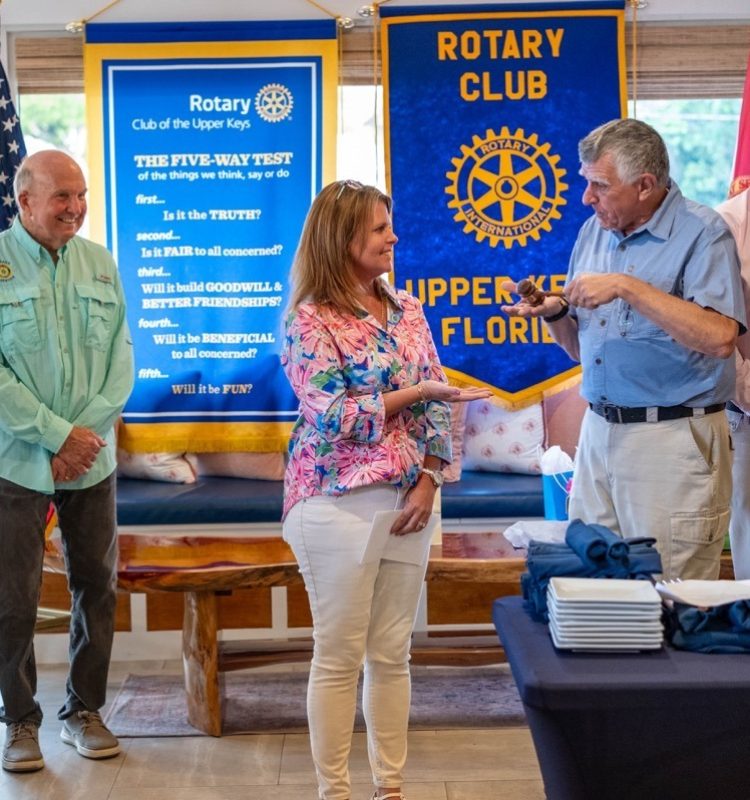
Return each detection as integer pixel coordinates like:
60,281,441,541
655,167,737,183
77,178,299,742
446,366,583,411
118,422,293,454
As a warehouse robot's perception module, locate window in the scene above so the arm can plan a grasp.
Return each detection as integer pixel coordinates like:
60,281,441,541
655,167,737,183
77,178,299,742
17,92,88,235
628,98,742,207
17,93,85,161
337,84,385,187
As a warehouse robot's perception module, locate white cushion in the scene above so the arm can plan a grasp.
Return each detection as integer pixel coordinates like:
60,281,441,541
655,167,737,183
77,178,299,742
185,451,286,481
117,450,196,483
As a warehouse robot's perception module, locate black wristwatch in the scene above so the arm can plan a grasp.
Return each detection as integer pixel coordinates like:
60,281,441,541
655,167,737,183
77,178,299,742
543,297,570,323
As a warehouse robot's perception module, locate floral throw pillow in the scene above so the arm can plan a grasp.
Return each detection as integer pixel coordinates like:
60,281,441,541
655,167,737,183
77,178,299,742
462,400,544,475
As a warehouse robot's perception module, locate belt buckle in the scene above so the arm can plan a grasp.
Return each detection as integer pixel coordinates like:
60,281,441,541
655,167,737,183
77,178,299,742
601,404,622,423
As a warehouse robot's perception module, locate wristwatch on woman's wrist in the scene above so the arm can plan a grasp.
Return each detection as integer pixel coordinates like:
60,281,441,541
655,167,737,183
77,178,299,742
420,467,444,488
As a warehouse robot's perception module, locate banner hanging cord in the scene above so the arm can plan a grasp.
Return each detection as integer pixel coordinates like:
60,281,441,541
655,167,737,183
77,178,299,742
67,0,124,30
88,0,124,23
302,1,351,151
372,1,393,188
629,0,640,118
372,7,380,186
303,0,338,19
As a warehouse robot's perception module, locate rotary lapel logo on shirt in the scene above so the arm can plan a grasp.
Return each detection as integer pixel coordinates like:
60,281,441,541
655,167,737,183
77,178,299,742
0,262,13,281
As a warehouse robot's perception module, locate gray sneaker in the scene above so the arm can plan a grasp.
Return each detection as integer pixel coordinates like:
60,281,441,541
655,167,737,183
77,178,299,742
60,711,120,759
2,720,44,772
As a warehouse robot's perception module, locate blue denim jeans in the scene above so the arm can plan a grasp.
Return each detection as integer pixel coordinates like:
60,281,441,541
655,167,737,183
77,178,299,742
0,473,118,725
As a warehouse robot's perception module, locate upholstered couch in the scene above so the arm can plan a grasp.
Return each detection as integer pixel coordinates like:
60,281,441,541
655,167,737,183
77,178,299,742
116,381,587,529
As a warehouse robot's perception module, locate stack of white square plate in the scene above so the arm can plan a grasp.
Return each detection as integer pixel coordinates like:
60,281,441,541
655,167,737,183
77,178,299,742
547,577,663,651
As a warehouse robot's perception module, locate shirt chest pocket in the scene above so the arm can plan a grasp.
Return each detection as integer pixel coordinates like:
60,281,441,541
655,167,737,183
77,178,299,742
0,286,44,353
75,283,118,351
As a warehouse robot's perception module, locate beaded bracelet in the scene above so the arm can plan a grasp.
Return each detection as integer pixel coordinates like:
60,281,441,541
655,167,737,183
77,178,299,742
417,382,426,403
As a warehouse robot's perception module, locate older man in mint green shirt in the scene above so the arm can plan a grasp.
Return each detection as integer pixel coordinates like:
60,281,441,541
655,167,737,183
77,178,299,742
0,150,133,773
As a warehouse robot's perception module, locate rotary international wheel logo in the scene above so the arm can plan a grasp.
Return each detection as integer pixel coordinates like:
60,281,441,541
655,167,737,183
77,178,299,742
445,127,568,249
254,83,294,123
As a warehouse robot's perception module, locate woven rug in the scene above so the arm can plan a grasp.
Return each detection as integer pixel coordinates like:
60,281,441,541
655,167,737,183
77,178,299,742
104,665,526,736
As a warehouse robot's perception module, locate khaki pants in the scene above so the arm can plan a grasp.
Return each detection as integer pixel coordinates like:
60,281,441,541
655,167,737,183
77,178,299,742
728,410,750,579
569,408,731,581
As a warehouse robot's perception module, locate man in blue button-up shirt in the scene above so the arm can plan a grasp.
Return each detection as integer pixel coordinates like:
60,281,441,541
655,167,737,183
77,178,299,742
0,151,133,773
503,119,746,581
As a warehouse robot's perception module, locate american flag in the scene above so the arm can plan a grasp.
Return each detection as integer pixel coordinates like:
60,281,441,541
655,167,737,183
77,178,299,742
0,59,26,229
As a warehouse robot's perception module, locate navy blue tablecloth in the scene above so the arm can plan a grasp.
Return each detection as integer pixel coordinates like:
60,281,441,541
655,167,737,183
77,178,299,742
493,596,750,800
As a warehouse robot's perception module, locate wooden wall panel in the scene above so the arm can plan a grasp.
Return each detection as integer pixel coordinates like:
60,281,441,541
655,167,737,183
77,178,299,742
426,580,520,625
145,587,273,631
287,584,313,628
39,572,132,632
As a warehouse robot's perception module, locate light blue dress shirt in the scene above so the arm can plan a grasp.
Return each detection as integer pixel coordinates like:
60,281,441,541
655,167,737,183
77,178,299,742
0,218,134,493
568,182,746,408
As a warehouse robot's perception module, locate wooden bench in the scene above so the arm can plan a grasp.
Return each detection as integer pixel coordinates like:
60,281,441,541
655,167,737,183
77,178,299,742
44,531,737,736
112,531,524,735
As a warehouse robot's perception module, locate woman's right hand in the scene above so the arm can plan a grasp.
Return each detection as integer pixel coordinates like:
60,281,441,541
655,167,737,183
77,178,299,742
419,380,492,403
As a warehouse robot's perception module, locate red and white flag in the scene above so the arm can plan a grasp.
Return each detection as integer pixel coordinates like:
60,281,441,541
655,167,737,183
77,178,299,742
730,53,750,197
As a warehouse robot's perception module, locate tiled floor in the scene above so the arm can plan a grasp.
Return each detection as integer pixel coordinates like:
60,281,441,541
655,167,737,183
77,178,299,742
1,660,545,800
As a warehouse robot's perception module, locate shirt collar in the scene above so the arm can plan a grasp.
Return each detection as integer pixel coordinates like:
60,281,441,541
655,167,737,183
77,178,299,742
11,216,70,264
352,280,404,321
624,180,681,242
381,280,402,309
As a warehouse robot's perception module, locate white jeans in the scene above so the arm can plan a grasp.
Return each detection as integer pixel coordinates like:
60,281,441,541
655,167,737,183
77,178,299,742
569,408,732,580
283,484,429,800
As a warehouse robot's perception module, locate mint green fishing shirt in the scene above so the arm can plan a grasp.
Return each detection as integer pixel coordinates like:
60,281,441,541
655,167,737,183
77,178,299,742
0,218,134,493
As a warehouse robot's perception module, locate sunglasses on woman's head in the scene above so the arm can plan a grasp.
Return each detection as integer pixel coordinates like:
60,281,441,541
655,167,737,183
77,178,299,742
334,180,364,201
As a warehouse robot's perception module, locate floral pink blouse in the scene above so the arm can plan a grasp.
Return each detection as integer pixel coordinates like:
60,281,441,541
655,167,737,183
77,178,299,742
281,284,452,518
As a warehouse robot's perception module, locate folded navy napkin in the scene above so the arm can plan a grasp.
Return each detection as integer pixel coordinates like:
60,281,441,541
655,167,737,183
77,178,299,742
566,519,631,573
521,519,663,622
664,600,750,653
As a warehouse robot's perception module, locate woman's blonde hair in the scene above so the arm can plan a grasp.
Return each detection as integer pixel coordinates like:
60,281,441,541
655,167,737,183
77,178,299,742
288,180,393,315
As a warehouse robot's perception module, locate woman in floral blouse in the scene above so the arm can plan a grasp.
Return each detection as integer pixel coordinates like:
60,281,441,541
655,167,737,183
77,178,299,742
281,180,489,800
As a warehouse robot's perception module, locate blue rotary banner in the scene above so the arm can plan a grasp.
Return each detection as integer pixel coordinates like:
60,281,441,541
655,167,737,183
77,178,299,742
381,1,626,407
84,21,337,452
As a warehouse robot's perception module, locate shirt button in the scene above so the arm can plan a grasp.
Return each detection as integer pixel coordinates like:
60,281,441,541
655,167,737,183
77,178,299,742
595,358,602,365
599,319,606,327
600,395,607,401
618,243,626,251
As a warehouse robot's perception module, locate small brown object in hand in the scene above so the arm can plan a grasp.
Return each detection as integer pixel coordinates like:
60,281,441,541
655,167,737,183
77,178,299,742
516,278,546,307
